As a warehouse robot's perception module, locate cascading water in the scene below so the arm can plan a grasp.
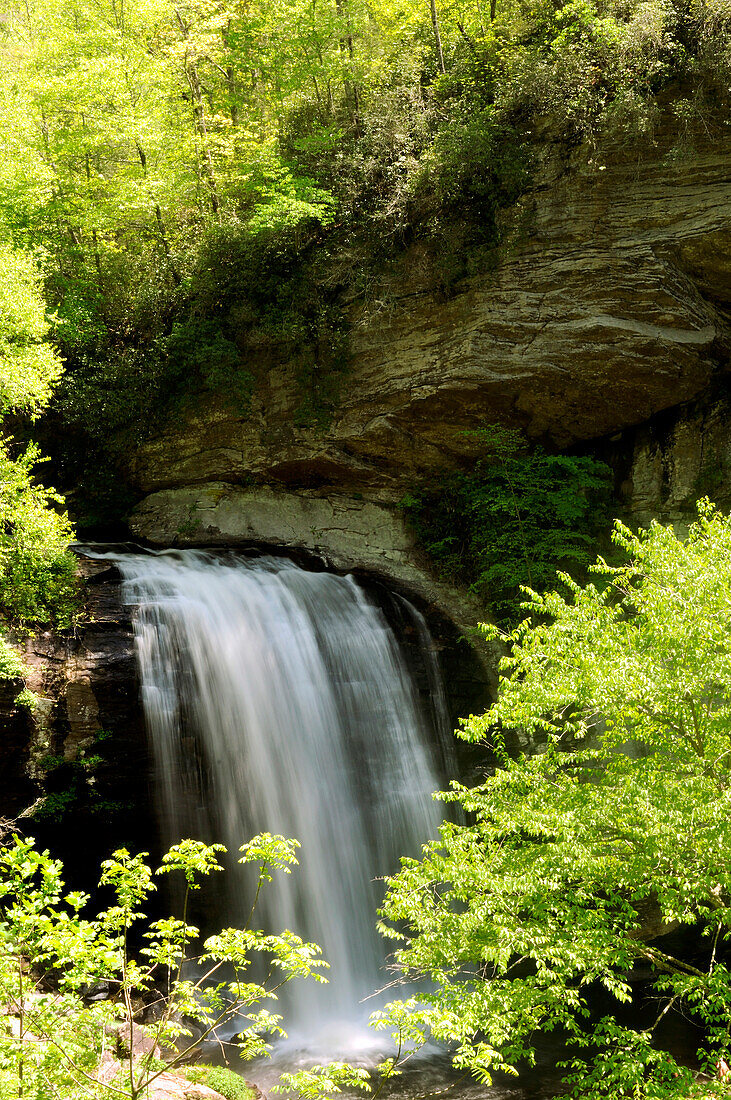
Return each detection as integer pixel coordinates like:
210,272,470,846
110,549,451,1041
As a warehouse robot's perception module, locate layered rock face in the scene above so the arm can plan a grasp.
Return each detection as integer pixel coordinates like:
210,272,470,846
1,557,153,871
614,384,731,527
127,127,731,619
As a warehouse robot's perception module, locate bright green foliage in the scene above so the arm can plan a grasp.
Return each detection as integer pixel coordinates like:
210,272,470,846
0,243,76,628
184,1064,258,1100
0,242,78,688
0,832,339,1100
402,426,612,623
0,442,77,627
374,501,731,1098
0,0,720,270
0,0,340,258
274,1062,371,1098
0,245,62,417
0,636,27,681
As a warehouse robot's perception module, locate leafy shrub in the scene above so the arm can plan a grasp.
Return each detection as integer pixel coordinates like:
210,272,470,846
0,636,28,681
0,833,364,1100
402,426,612,623
0,441,79,628
190,221,333,351
185,1065,258,1100
375,500,731,1098
411,105,530,245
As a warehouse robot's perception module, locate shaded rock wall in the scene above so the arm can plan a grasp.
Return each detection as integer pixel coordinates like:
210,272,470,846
609,380,731,527
0,681,35,820
1,557,153,873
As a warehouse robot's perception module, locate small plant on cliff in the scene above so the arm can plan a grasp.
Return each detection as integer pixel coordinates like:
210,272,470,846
402,426,612,623
31,735,128,824
0,832,364,1100
372,500,731,1098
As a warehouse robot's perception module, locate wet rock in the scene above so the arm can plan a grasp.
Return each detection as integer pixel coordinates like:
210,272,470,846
4,554,153,879
107,1020,161,1061
0,677,35,818
90,1055,229,1100
129,483,495,667
602,380,731,527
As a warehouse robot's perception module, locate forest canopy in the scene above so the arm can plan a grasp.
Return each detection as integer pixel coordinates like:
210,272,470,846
0,0,728,523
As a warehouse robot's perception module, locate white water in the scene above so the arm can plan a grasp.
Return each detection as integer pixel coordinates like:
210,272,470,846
110,549,450,1040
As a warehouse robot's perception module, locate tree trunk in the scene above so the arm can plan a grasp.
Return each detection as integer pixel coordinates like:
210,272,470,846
430,0,446,73
174,8,221,218
222,21,239,127
136,142,181,285
40,112,83,256
334,0,361,134
185,59,220,217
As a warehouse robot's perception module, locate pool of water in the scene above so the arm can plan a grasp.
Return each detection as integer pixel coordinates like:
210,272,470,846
209,996,705,1100
211,1028,564,1100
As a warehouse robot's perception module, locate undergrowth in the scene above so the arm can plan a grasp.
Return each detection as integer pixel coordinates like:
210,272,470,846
402,426,613,623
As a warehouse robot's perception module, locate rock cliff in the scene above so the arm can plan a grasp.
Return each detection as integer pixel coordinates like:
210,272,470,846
7,122,729,872
127,126,731,621
0,557,153,872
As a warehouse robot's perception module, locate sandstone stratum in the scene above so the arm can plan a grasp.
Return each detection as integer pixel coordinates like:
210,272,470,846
128,127,731,604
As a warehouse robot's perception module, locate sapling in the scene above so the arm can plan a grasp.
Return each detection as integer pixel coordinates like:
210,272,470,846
0,832,364,1100
372,501,731,1098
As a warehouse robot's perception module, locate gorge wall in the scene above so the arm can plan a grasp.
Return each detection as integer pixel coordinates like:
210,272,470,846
126,124,731,611
6,120,731,851
0,556,152,869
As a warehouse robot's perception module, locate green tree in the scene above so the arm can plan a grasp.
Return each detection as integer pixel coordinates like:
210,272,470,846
0,244,77,683
0,442,77,628
0,245,62,416
373,501,731,1098
0,832,368,1099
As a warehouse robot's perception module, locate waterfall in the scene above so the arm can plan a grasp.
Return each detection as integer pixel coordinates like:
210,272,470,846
111,549,450,1039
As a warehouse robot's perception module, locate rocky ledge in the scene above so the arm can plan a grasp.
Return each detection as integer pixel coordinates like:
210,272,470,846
129,483,493,658
125,125,731,635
